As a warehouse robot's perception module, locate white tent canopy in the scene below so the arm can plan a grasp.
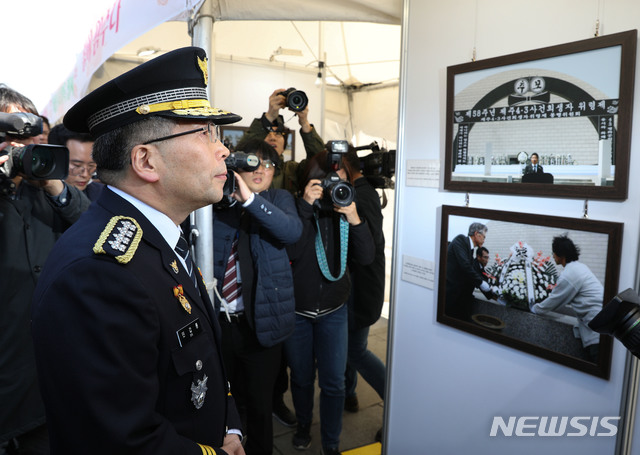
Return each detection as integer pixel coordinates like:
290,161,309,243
42,0,402,122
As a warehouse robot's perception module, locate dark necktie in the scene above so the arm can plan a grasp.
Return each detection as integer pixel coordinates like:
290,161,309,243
222,236,241,305
175,232,197,287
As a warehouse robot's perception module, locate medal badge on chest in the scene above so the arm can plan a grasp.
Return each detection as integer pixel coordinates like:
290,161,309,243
191,375,208,409
173,285,192,314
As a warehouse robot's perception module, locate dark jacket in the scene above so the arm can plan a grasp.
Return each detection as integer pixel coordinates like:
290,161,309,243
287,197,375,318
445,234,485,314
31,188,240,455
212,189,302,347
348,177,386,330
0,181,89,443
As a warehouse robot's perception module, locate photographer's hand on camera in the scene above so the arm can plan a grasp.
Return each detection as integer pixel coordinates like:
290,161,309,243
334,201,362,225
0,142,8,166
296,105,312,133
266,88,288,122
303,178,324,206
230,170,254,205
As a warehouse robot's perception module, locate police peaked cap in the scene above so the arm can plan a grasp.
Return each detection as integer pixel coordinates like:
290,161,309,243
64,46,241,138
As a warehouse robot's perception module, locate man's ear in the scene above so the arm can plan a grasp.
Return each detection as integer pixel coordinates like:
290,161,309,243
130,144,161,183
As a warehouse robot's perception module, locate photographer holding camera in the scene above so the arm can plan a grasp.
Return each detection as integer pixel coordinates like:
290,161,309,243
48,123,104,201
0,85,90,454
236,88,324,194
284,147,374,455
212,139,302,455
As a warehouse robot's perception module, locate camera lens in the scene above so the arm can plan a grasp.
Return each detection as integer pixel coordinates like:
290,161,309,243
589,288,640,358
285,90,308,112
30,148,56,178
330,182,354,207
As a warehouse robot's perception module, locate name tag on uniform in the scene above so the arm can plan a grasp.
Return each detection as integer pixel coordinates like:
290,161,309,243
176,319,202,347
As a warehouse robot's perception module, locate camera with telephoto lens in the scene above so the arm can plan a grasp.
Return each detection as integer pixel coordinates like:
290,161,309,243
589,288,640,359
315,140,354,211
214,151,260,209
0,112,69,196
278,87,308,112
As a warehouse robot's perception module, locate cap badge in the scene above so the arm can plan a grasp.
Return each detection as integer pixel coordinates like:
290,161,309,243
191,374,208,409
173,285,192,314
197,56,209,86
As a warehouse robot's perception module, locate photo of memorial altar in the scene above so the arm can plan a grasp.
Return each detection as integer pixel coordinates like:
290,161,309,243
443,30,636,200
436,205,622,378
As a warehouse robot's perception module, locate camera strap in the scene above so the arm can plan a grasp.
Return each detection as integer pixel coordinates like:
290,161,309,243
314,213,349,281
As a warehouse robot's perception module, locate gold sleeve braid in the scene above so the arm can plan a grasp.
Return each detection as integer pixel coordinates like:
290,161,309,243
197,443,216,454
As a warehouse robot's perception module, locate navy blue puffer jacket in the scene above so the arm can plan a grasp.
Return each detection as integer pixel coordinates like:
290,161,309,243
212,189,302,347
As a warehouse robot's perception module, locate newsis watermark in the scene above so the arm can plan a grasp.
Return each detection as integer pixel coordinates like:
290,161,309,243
490,416,621,437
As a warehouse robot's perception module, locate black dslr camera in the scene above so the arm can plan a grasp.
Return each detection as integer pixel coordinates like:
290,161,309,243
589,288,640,359
315,140,354,211
214,151,260,209
278,87,308,112
0,112,69,196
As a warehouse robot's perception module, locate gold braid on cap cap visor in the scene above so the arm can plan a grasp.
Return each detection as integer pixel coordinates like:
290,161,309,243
136,99,211,115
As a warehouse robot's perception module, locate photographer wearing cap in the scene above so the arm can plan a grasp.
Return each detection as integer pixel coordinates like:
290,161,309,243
0,85,90,454
236,88,325,194
212,139,301,455
31,47,245,455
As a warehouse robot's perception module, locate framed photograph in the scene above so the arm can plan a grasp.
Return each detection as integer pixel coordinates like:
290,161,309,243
437,205,623,378
444,30,637,200
220,125,296,161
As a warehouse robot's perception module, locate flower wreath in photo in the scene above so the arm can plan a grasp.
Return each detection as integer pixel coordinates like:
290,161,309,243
484,241,558,310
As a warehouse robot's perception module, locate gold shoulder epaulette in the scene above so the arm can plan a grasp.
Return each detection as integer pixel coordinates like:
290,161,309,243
93,216,143,264
197,443,216,455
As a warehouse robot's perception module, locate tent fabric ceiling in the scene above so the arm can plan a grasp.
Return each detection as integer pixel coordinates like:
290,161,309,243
115,20,401,87
211,0,402,24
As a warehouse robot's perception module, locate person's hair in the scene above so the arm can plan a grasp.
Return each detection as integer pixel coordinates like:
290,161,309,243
531,152,539,160
41,115,50,128
468,222,487,237
340,145,362,184
552,234,580,263
300,149,331,189
92,116,175,186
476,246,489,258
48,124,93,146
0,84,38,114
237,138,281,175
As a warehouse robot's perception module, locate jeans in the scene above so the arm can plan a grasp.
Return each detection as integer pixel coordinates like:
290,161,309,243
284,304,348,449
345,325,386,400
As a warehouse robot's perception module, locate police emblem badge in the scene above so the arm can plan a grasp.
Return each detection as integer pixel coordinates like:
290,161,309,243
191,375,208,409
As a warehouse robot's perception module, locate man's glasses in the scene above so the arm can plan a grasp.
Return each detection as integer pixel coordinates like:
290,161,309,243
259,159,276,170
69,162,97,176
143,123,220,145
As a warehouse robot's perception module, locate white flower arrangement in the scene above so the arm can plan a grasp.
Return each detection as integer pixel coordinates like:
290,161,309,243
485,242,558,310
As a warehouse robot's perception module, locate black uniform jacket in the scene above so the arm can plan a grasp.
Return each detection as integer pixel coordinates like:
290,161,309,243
31,187,241,455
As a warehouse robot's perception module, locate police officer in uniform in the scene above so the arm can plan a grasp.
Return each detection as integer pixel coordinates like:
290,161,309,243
31,47,245,455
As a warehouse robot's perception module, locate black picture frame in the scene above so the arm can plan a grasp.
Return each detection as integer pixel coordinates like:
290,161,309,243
444,30,637,200
220,125,296,161
437,205,622,379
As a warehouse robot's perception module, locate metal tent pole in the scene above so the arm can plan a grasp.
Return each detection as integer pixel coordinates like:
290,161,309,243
190,0,216,302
